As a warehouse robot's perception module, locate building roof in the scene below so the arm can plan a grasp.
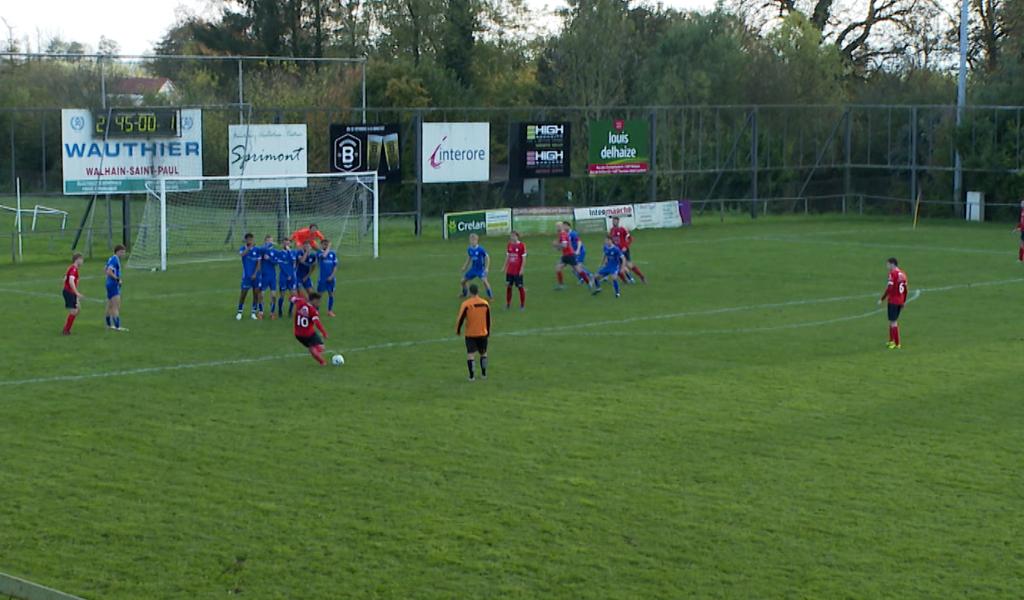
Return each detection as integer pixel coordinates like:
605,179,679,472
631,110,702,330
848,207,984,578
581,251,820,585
110,77,174,96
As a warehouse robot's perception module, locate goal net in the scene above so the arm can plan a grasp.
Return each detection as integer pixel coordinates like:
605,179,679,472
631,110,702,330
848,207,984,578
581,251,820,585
130,172,378,270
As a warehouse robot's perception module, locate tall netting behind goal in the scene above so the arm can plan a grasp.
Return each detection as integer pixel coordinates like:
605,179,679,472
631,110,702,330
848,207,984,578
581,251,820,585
130,173,378,270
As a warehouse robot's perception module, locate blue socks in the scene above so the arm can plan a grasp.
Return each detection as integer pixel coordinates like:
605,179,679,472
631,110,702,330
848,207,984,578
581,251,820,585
113,316,120,328
277,297,284,315
105,316,111,327
486,288,493,299
328,296,335,311
613,279,620,294
237,302,244,312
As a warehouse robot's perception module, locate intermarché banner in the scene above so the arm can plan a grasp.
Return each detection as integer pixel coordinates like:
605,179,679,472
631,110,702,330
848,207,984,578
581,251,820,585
443,209,512,239
587,118,650,175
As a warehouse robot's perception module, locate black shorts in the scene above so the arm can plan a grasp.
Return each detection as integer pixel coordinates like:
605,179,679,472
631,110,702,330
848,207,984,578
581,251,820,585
465,336,489,354
1019,231,1023,242
887,303,903,321
506,274,524,287
62,289,79,309
295,332,324,348
622,249,632,262
560,255,577,267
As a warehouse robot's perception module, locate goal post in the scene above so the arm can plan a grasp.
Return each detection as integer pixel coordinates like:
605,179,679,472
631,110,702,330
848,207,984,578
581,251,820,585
132,172,379,271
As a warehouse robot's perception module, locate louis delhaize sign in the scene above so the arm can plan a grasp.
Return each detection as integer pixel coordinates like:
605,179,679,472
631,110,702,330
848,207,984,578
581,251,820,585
228,124,308,189
422,122,490,183
61,108,203,194
330,123,401,182
588,118,649,175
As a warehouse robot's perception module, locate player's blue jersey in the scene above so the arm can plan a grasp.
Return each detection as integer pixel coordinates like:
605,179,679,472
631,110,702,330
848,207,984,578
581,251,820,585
602,243,624,269
260,244,277,276
467,245,488,271
318,250,338,282
568,230,582,253
105,255,121,283
296,250,317,276
239,244,262,277
274,248,296,277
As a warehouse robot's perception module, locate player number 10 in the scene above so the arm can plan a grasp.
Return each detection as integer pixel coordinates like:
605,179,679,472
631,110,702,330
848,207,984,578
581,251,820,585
297,316,310,327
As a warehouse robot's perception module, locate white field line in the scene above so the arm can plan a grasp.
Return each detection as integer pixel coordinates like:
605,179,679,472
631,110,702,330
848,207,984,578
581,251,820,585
0,287,106,304
0,279,1017,388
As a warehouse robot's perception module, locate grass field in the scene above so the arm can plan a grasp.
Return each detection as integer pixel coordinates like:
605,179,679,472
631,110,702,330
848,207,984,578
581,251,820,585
1,216,1022,599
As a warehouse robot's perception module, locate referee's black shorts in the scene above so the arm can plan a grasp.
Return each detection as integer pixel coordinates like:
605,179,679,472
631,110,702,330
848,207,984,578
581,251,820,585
465,336,489,354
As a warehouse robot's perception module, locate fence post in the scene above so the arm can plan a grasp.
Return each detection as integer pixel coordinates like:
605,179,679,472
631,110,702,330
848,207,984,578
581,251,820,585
649,109,657,204
237,59,245,124
910,106,918,213
844,108,852,213
8,113,14,193
415,109,423,237
750,107,758,219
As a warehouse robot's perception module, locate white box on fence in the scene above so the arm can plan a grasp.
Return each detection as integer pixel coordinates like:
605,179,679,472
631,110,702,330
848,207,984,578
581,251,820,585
965,191,985,222
634,201,683,229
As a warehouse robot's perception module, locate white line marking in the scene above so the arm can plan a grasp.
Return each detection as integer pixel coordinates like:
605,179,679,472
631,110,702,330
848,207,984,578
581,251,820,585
0,287,106,304
0,279,1014,388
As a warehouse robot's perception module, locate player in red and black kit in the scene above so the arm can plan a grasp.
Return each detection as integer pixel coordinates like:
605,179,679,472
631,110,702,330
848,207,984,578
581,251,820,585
609,216,646,283
503,231,527,310
291,292,329,365
1013,199,1024,262
878,257,908,350
61,253,85,335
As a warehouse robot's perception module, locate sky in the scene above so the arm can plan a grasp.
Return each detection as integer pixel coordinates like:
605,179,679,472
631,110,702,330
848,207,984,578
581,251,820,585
1,0,719,55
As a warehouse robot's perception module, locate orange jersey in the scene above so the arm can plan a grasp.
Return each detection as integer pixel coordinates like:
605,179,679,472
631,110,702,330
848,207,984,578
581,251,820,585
456,296,491,337
290,228,325,248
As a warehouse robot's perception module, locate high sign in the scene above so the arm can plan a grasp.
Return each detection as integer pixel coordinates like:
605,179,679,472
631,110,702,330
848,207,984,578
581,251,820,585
329,123,401,182
61,108,203,195
422,122,490,183
587,118,650,175
514,122,571,179
228,124,308,190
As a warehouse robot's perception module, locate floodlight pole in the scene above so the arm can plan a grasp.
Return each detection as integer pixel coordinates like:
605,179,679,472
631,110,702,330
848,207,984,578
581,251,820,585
953,0,969,212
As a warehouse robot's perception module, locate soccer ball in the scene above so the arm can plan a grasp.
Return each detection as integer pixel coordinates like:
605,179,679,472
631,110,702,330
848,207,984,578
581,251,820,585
331,353,345,366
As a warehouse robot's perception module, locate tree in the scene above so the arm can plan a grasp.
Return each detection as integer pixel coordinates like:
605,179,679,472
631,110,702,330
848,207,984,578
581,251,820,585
98,36,120,56
735,0,944,70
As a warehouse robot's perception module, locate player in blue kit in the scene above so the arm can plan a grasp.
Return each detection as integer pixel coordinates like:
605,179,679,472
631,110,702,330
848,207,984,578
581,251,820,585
592,234,626,298
459,233,493,298
273,238,298,319
236,233,263,321
569,228,593,285
296,240,318,297
317,239,339,317
258,235,277,319
104,244,128,331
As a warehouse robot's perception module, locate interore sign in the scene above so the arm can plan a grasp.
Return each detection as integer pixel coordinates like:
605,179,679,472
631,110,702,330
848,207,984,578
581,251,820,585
443,209,512,239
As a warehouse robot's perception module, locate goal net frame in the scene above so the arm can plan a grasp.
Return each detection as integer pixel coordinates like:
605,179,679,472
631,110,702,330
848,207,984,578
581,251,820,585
143,172,379,271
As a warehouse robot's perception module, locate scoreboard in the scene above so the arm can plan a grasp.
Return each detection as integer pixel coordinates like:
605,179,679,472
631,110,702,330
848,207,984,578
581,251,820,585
93,108,182,138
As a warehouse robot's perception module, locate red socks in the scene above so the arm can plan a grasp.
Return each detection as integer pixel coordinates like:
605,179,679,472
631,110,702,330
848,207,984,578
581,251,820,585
518,287,526,307
580,271,590,284
506,287,513,305
556,271,564,285
63,313,76,334
310,344,326,365
889,325,900,346
631,266,646,281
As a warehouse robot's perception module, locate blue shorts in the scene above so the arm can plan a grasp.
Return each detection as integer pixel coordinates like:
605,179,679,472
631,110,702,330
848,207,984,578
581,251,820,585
240,275,258,291
317,279,336,293
105,280,121,299
599,265,620,278
463,269,486,281
260,272,276,291
278,275,297,292
298,275,313,290
578,249,586,264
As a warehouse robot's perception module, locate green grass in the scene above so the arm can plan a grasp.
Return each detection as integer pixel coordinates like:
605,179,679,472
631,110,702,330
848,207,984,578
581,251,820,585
1,216,1022,599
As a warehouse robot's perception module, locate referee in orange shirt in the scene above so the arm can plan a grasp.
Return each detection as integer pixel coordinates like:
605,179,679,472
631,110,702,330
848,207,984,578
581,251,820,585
456,284,491,381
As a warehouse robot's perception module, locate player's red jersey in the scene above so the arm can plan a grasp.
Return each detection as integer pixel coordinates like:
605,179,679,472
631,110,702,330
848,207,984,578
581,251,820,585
505,241,527,275
886,267,909,305
292,297,321,337
609,225,632,249
63,265,79,293
557,231,573,256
